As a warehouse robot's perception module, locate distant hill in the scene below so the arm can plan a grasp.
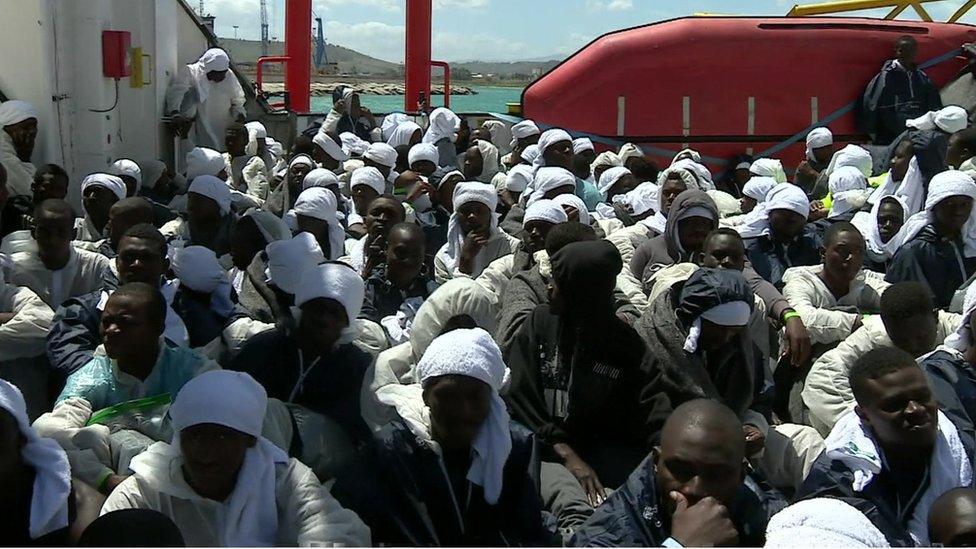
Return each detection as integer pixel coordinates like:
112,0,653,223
447,60,561,79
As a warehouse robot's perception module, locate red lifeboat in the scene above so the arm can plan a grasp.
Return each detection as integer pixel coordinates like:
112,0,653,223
521,17,976,173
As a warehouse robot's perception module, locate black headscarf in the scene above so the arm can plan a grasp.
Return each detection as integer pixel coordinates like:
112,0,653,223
551,240,622,317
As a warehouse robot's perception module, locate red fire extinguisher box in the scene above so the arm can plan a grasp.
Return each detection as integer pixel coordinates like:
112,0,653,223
102,30,132,79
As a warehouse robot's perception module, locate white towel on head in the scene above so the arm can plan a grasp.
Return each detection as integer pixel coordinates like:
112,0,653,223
81,173,127,201
526,166,575,207
851,195,908,262
898,169,976,257
417,327,513,505
292,187,345,260
109,159,142,193
0,379,71,540
312,131,349,162
482,120,514,155
618,142,644,164
765,498,889,548
473,140,501,184
828,165,869,219
294,262,365,323
907,105,969,134
187,48,231,103
825,144,873,180
597,166,632,199
590,151,622,176
532,129,573,169
805,127,834,161
553,193,591,225
188,174,232,215
742,176,777,202
288,154,315,172
672,158,715,190
245,121,267,156
443,182,500,273
572,137,594,155
408,143,439,167
0,99,38,127
423,107,460,145
364,142,397,169
737,183,810,239
302,167,340,191
523,198,568,226
381,113,411,142
340,132,369,156
185,147,226,181
265,232,324,294
350,166,386,196
172,245,228,293
519,144,541,168
749,158,787,184
825,410,972,545
616,181,658,217
386,121,422,148
505,164,533,193
510,119,540,143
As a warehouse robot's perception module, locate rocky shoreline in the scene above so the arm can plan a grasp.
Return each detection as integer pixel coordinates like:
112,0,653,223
259,82,476,96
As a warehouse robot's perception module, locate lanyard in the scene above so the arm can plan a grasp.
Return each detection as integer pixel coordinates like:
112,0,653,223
288,349,322,403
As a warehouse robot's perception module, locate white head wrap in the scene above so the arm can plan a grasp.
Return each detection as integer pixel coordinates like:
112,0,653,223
473,140,500,184
188,174,232,215
672,158,716,191
532,129,573,169
137,159,168,191
572,137,594,155
81,173,126,202
417,327,513,505
590,151,623,176
852,195,909,260
444,182,499,272
292,187,345,260
381,113,411,141
805,127,834,161
188,48,231,103
0,100,38,127
828,165,870,219
898,170,976,257
598,166,632,199
423,107,461,145
386,121,422,148
364,143,397,169
527,166,576,207
742,176,777,202
109,159,142,193
519,144,541,166
265,232,325,294
683,300,752,353
618,142,644,164
524,199,569,226
288,154,315,173
505,164,533,193
350,166,386,196
615,181,659,217
737,183,810,239
481,120,514,155
509,119,541,147
294,262,365,324
825,144,873,179
657,166,700,191
749,158,788,183
0,380,71,539
163,369,287,547
431,169,463,191
302,168,340,191
671,148,701,164
339,132,369,156
906,105,969,134
553,193,591,225
186,147,226,181
312,131,349,162
172,245,229,294
245,122,268,156
765,498,890,548
408,143,439,167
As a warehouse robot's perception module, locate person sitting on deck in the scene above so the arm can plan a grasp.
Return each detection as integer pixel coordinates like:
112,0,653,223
222,122,268,201
0,163,68,239
289,187,345,261
310,130,349,174
161,175,236,258
794,127,835,195
76,174,126,243
929,488,976,546
851,195,909,273
434,181,519,284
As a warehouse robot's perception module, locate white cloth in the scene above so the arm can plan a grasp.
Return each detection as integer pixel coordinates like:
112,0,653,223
523,199,568,226
590,151,622,176
474,140,500,184
339,132,369,156
742,176,777,202
293,262,364,324
5,247,111,309
187,174,231,215
265,233,325,295
736,183,810,239
187,48,230,103
906,105,969,133
482,120,514,155
672,158,715,190
851,195,909,262
288,154,314,172
386,121,422,148
945,278,976,352
526,166,575,207
417,327,512,505
440,182,502,277
292,188,345,260
519,144,541,167
172,246,228,294
683,300,751,353
749,158,788,184
824,144,873,180
0,103,37,197
364,143,397,169
350,166,386,196
615,181,658,217
509,120,540,147
0,282,54,360
898,169,976,257
185,147,226,181
827,165,869,219
245,121,267,156
81,173,126,202
423,107,460,145
572,137,594,155
0,379,71,539
169,49,246,150
553,193,591,225
381,113,411,141
532,129,573,169
408,143,439,167
109,159,142,193
312,132,349,162
0,99,38,126
825,410,971,545
805,127,834,162
504,164,533,193
618,142,644,164
765,498,889,548
672,148,701,164
656,165,700,191
887,156,926,216
597,166,631,199
301,168,340,191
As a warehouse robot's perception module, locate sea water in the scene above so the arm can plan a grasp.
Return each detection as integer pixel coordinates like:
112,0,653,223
308,85,522,114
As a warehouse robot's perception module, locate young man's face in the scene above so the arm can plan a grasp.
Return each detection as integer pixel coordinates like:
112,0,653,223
522,220,555,254
32,173,68,203
180,423,254,501
822,230,865,284
457,201,491,236
33,213,73,265
100,294,161,361
116,236,169,285
386,229,425,289
812,144,834,166
654,422,743,515
296,298,349,356
659,178,687,216
701,235,745,271
82,186,118,224
933,196,974,236
351,186,379,218
895,39,917,65
677,217,714,255
423,375,491,453
543,140,573,170
768,209,807,241
856,366,937,452
463,145,484,180
890,141,913,181
365,198,404,240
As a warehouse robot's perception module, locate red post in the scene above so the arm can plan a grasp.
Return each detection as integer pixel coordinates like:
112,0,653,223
405,0,432,112
285,0,312,113
430,60,450,109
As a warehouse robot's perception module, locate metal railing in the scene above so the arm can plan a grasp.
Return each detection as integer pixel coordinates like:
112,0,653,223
786,0,975,22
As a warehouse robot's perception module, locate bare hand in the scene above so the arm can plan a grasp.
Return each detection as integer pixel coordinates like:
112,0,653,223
565,454,606,507
743,424,766,457
670,493,739,547
458,230,490,275
796,160,819,180
782,314,811,369
406,179,435,203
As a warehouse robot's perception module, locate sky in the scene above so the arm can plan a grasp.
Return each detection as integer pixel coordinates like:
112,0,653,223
201,0,976,63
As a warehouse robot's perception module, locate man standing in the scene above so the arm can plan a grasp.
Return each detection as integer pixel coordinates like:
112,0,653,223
165,48,246,152
0,100,38,197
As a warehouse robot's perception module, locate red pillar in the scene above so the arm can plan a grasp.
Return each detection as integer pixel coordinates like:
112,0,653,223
405,0,432,112
285,0,312,113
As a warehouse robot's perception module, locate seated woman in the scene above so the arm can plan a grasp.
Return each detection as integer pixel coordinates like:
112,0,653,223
434,182,520,284
851,195,908,273
334,328,553,546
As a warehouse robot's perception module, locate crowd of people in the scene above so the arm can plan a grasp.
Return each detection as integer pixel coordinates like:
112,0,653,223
4,38,976,546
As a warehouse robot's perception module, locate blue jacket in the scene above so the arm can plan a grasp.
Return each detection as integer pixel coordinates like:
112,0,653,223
744,227,822,289
921,349,976,464
886,224,976,309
